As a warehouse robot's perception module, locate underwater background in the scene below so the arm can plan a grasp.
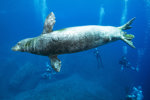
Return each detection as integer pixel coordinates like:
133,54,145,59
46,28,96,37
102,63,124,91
0,0,150,100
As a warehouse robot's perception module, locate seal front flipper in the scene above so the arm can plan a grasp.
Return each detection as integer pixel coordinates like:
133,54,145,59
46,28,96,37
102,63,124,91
42,12,56,34
49,55,61,72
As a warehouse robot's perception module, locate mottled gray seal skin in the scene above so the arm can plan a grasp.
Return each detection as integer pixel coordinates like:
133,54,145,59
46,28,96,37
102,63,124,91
12,12,136,72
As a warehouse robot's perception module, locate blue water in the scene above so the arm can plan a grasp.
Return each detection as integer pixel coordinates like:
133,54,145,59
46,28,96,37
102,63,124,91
0,0,150,100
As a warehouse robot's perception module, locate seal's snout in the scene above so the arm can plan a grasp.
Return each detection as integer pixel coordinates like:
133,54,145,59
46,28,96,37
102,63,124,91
11,45,20,51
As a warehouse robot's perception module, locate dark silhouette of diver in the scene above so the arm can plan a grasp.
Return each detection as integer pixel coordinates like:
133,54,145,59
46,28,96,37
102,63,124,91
119,56,139,72
94,48,104,69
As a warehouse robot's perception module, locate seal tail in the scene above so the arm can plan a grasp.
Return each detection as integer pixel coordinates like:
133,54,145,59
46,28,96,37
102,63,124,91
119,17,136,48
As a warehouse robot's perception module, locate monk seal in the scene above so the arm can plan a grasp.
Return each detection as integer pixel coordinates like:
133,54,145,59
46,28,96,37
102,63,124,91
12,12,136,72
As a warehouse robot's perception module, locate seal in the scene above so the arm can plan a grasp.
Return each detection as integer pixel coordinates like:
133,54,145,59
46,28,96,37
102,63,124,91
12,12,136,72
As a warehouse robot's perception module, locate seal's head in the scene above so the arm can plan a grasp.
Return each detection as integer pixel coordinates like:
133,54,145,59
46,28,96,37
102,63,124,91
12,38,33,52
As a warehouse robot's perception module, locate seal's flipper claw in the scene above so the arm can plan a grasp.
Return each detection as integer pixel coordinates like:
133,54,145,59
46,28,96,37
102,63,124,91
119,17,136,30
49,55,61,72
42,12,56,34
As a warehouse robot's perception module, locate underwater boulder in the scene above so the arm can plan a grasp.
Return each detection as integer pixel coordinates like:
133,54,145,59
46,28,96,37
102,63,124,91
9,61,41,91
12,74,113,100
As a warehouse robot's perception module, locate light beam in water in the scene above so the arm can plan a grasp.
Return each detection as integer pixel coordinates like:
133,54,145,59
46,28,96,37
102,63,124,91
34,0,48,23
121,0,128,56
123,46,127,56
121,0,128,25
98,5,105,25
144,0,150,50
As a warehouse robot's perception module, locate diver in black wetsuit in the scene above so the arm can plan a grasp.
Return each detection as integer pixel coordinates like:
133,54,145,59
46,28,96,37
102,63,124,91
119,56,139,72
94,48,104,69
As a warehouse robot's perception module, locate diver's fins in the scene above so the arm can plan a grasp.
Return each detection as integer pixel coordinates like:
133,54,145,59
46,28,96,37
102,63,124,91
122,34,135,48
119,17,136,30
49,55,61,72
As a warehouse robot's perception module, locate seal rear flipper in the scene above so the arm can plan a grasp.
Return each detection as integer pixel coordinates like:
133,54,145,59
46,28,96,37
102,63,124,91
121,34,135,48
42,12,56,34
119,17,136,30
49,55,61,72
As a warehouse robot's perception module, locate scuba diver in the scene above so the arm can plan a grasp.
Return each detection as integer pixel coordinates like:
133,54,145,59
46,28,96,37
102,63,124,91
41,62,56,79
94,48,104,69
126,86,143,100
119,56,139,72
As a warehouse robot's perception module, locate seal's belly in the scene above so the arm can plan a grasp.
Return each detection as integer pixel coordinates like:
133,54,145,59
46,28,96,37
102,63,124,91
37,26,112,55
